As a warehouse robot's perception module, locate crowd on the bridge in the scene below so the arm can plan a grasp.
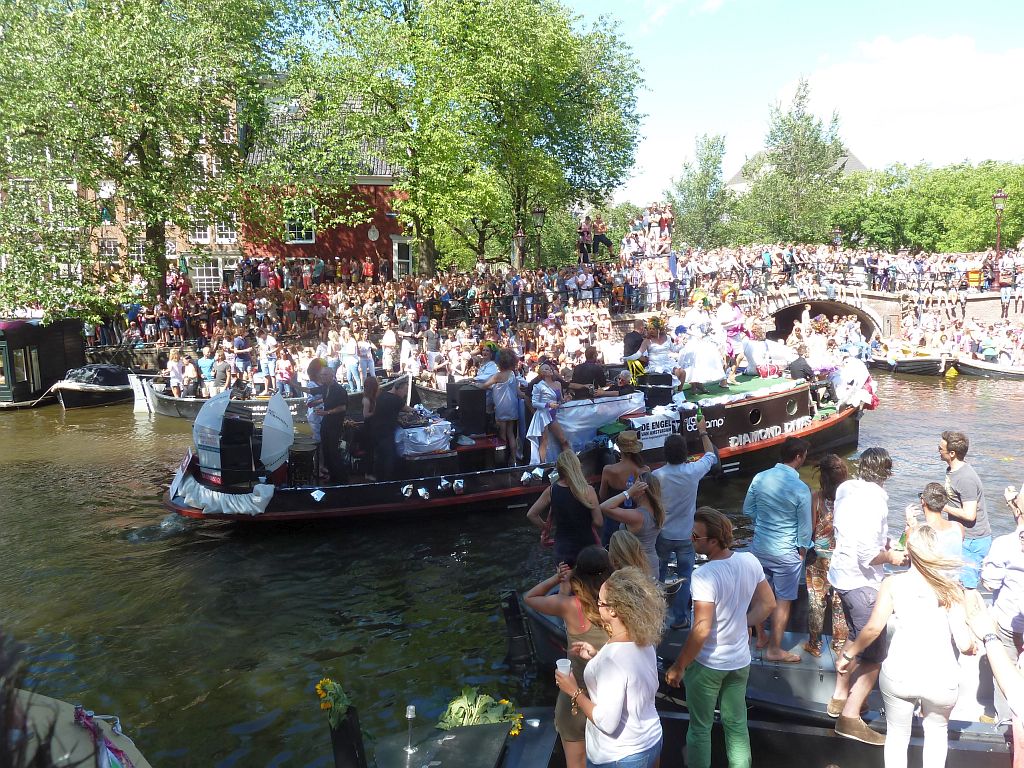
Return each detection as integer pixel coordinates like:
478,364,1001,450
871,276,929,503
529,423,1024,768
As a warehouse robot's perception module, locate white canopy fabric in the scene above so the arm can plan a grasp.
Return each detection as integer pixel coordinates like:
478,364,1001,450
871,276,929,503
260,393,295,472
527,391,645,464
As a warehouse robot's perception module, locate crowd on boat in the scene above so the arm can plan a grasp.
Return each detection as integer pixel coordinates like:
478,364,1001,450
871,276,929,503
525,426,1024,768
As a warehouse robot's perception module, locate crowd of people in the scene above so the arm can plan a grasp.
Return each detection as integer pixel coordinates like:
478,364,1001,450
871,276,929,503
526,427,1024,768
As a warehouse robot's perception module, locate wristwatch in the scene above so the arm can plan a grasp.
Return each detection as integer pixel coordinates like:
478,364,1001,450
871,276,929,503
983,633,1000,646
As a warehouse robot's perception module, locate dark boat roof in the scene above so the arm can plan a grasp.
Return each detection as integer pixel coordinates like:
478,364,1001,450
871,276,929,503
64,364,131,386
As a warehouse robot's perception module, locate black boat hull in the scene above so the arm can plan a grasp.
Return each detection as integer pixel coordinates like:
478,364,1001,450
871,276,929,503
870,355,953,376
55,385,133,409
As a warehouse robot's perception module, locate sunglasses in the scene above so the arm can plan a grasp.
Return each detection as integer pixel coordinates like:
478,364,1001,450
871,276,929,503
597,600,612,608
691,533,709,541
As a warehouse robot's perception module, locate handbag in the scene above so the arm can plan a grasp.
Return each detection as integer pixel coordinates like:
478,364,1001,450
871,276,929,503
757,363,781,378
540,515,555,548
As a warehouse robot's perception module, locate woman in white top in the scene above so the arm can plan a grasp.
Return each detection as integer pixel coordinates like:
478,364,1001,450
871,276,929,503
555,566,665,768
836,525,974,768
163,348,184,398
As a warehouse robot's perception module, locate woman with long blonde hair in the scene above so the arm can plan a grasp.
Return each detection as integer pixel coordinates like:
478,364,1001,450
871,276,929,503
524,546,613,768
601,473,665,578
608,529,651,576
555,567,666,767
526,450,601,568
836,525,974,768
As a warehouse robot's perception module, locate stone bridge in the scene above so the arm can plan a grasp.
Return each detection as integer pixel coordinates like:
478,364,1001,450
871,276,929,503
768,299,883,339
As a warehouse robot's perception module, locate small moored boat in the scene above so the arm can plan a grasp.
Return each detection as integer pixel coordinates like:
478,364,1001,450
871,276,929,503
955,356,1024,380
869,354,955,376
53,364,133,409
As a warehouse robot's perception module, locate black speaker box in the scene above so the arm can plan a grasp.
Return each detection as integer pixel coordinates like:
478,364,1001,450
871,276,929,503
458,385,488,435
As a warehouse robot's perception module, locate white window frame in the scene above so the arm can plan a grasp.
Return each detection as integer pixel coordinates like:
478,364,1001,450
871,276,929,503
166,240,178,258
97,180,116,199
98,237,119,264
285,217,315,244
216,214,237,244
392,235,413,278
189,208,210,244
129,238,146,262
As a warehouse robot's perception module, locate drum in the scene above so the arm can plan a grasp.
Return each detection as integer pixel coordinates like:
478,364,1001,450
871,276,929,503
288,436,319,487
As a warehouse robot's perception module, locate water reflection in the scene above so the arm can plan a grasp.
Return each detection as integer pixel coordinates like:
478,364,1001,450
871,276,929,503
0,371,1021,765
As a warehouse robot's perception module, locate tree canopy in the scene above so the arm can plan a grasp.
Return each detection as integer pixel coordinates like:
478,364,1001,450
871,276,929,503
666,134,732,249
0,0,288,319
274,0,643,270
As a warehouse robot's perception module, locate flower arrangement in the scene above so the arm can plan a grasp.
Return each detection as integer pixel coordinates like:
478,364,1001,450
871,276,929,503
315,677,352,729
436,686,524,737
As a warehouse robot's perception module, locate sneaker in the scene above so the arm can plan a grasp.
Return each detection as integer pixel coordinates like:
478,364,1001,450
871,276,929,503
835,716,885,746
826,697,846,718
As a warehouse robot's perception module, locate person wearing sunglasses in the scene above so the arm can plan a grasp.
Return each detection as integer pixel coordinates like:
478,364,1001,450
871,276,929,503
554,567,666,768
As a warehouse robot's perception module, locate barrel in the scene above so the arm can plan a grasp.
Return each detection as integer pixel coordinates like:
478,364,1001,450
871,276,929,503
288,436,319,487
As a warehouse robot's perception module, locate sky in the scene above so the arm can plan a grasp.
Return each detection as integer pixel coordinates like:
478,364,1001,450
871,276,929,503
561,0,1024,206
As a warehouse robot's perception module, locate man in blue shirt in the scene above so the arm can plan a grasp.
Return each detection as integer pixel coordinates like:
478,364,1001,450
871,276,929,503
742,436,812,662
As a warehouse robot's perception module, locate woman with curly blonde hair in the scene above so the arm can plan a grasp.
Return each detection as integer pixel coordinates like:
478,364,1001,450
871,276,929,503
555,567,666,767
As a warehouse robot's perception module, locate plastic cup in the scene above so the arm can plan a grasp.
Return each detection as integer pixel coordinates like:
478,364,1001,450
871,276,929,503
555,658,572,676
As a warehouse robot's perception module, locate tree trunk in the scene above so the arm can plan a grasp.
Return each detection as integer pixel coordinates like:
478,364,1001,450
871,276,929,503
147,220,168,299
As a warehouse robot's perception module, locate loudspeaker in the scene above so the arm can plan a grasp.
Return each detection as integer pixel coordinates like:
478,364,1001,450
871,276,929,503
637,372,672,386
447,378,474,410
638,384,673,408
458,385,488,435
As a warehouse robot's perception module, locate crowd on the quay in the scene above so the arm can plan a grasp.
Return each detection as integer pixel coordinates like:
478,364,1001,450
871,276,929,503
526,426,1024,768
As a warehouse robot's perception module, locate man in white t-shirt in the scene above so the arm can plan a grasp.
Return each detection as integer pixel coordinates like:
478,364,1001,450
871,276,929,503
665,507,776,768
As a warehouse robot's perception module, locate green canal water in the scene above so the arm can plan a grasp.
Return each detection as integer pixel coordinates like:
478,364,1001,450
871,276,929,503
0,372,1021,765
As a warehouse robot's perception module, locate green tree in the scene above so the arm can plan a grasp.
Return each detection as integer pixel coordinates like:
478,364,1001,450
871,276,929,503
0,0,287,319
275,0,642,272
665,134,732,249
734,79,846,243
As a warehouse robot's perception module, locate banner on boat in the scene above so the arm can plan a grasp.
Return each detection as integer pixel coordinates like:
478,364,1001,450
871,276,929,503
624,411,681,450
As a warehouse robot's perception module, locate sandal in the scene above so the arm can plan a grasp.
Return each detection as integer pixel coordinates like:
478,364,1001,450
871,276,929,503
802,640,822,658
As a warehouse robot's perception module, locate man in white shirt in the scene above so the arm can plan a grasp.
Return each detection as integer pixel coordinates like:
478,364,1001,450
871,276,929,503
665,507,776,768
827,447,905,745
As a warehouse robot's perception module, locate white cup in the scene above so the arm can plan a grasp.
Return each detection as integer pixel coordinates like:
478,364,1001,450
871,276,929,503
555,658,572,676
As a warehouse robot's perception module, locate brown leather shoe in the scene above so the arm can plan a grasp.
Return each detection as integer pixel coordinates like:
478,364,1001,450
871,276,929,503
826,697,845,718
835,715,885,745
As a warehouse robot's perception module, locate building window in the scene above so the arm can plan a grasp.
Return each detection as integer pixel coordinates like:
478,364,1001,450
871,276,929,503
393,239,412,278
166,240,177,258
98,238,119,263
216,214,237,244
129,238,146,262
189,261,223,294
97,180,116,199
285,218,314,244
189,210,210,243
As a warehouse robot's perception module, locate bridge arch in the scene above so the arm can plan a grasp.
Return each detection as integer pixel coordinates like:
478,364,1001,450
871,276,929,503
768,299,882,340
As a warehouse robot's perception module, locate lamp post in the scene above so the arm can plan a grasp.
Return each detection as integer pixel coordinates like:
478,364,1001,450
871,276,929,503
531,205,546,267
513,224,526,270
993,189,1008,262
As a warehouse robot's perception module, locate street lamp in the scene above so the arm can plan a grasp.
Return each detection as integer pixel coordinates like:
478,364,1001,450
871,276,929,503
513,224,526,269
993,189,1009,261
531,205,546,266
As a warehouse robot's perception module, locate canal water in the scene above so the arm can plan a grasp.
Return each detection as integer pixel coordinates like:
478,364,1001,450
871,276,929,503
1,372,1021,766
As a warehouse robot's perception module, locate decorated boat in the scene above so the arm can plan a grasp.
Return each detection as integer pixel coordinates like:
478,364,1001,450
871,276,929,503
12,689,152,767
53,363,134,409
955,356,1024,380
163,369,871,523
